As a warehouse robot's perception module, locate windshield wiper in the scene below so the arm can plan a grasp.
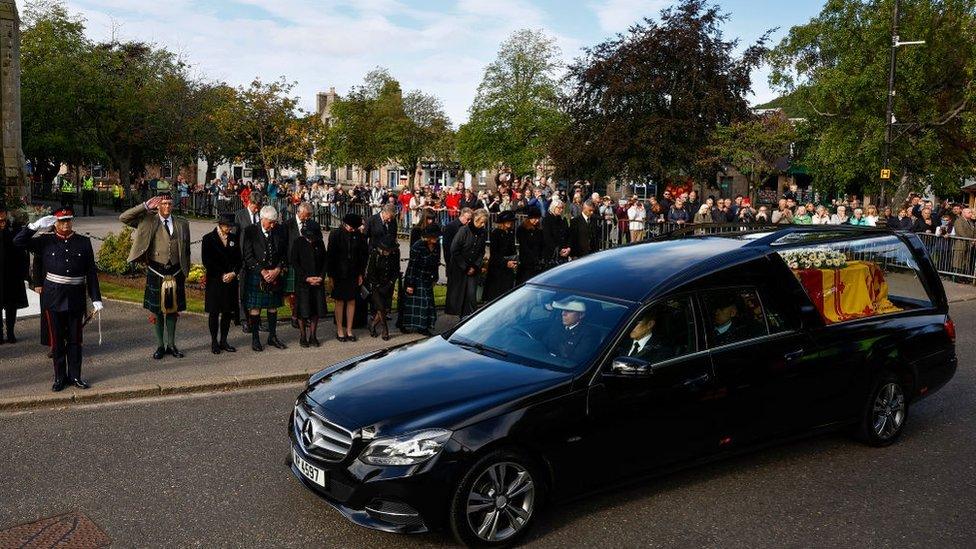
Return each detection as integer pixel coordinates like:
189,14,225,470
450,337,508,358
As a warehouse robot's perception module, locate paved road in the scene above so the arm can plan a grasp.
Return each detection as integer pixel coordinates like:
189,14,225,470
1,303,973,547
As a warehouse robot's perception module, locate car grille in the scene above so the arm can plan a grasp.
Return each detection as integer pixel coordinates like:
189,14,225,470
294,402,354,462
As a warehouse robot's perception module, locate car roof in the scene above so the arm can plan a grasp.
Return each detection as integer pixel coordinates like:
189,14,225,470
528,226,902,303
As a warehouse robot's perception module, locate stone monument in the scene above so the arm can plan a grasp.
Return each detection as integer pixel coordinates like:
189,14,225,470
0,0,28,206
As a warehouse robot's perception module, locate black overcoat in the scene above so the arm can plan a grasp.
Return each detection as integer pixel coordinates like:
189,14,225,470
201,229,242,316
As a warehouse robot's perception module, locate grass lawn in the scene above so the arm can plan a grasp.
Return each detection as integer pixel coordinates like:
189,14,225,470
99,274,447,315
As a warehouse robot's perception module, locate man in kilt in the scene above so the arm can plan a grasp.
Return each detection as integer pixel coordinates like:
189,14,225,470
242,205,289,351
120,193,191,360
401,223,441,335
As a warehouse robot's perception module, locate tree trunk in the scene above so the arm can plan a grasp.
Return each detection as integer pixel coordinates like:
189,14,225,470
119,156,132,191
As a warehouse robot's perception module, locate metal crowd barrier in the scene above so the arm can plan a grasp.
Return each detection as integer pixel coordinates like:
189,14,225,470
915,233,976,282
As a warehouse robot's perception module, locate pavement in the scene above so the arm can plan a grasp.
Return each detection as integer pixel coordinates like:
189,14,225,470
0,300,457,411
0,301,972,547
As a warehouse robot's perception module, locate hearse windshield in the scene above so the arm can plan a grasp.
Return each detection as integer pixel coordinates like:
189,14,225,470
448,286,631,372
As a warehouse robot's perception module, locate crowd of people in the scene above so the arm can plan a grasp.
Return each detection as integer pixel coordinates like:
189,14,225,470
3,174,975,392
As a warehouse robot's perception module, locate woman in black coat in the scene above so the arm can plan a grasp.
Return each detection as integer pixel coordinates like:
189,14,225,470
365,235,400,340
290,226,328,347
327,214,368,342
482,211,518,303
0,210,29,343
446,210,488,318
541,201,571,268
516,209,545,284
202,214,242,354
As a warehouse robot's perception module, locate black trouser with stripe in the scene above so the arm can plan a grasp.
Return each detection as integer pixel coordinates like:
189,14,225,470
46,310,84,382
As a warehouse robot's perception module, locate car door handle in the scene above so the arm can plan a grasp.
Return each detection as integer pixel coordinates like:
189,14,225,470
784,349,805,362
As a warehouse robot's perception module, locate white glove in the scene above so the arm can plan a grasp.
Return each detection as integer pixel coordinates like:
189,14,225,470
92,301,104,312
28,215,57,231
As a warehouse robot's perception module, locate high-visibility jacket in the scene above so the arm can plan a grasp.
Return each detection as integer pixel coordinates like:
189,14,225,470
112,184,124,198
83,177,95,191
61,178,76,193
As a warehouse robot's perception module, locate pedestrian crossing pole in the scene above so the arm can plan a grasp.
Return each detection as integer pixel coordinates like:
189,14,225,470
881,0,924,207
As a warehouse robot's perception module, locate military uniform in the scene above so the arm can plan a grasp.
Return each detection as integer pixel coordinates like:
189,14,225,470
14,211,101,389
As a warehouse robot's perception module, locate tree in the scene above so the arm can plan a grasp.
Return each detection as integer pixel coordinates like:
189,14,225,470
767,0,976,199
238,77,309,178
706,112,798,198
456,30,566,175
190,83,245,182
551,0,770,186
397,90,454,188
21,0,101,190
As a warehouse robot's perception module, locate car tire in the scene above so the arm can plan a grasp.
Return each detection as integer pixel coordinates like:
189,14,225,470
856,371,909,447
449,449,543,548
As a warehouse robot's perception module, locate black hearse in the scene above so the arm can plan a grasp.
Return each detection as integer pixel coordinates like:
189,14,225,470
288,227,957,547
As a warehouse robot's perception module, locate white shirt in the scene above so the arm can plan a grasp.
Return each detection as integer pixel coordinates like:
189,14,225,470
628,206,646,231
630,334,653,355
159,215,173,236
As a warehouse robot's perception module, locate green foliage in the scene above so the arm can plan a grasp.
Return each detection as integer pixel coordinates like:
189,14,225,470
767,0,976,198
186,264,206,285
456,30,567,175
238,77,310,177
315,68,454,187
706,112,798,195
552,0,770,184
96,227,143,276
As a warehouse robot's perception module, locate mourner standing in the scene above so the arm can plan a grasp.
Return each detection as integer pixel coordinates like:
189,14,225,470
0,208,30,344
120,194,191,360
401,224,441,335
14,210,103,391
446,209,488,319
443,207,473,267
327,214,368,342
242,206,289,352
542,201,571,266
201,213,241,355
365,235,400,341
235,192,264,332
290,225,328,348
81,175,96,217
286,202,321,329
365,204,398,249
482,210,518,302
570,200,601,259
516,208,545,284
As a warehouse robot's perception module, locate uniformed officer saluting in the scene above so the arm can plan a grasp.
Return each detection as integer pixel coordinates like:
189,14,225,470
14,209,103,392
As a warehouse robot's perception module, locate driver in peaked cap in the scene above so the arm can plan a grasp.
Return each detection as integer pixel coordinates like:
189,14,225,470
542,297,601,363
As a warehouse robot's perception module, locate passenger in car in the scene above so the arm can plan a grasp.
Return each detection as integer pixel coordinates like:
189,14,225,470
621,311,671,364
542,299,601,362
708,292,756,346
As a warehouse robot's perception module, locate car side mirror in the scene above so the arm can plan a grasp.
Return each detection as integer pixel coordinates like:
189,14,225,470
609,357,654,377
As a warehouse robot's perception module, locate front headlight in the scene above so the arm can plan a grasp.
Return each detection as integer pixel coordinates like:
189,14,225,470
359,429,453,466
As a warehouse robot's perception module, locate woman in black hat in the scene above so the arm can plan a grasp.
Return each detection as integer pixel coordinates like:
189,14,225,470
0,207,29,344
290,225,328,347
401,224,441,335
482,210,518,302
365,234,400,340
516,207,545,284
327,213,367,341
201,213,242,354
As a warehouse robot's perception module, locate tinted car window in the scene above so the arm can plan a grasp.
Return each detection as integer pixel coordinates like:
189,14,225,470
759,287,800,334
611,297,696,365
448,285,631,372
702,288,768,347
776,235,933,324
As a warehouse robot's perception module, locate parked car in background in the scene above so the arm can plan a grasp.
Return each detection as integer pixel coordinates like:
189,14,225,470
288,226,957,547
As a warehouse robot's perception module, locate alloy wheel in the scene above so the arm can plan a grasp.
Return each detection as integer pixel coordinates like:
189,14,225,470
872,382,905,440
465,461,536,543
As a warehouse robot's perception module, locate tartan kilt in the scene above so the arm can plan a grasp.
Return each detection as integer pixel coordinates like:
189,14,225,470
400,284,436,331
284,269,296,294
244,271,284,309
143,268,187,315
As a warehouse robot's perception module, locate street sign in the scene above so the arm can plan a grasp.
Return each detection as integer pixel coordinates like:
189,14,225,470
880,168,891,180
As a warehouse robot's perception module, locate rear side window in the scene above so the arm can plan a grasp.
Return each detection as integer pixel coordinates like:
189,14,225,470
701,288,769,347
776,235,933,324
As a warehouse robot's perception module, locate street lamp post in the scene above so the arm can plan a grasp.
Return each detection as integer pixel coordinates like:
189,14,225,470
881,0,925,207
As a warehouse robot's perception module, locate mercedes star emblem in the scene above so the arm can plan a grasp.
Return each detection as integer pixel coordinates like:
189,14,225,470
302,419,314,447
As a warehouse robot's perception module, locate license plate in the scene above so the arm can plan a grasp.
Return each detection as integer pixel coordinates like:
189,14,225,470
293,448,327,488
